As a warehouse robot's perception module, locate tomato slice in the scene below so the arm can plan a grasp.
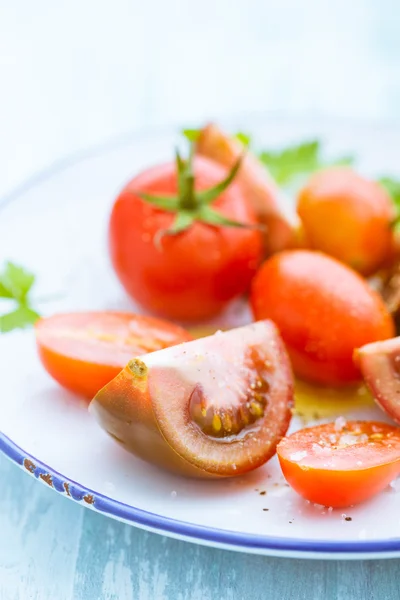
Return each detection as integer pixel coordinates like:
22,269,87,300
90,320,294,478
35,312,192,398
355,337,400,425
277,421,400,507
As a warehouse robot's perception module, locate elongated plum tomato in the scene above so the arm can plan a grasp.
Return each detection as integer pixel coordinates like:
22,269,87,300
355,337,400,424
298,168,394,275
89,321,294,478
277,421,400,507
251,250,394,385
35,312,192,399
109,154,262,321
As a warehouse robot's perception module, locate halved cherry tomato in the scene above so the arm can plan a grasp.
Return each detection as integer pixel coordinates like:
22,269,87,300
90,320,294,478
298,168,394,275
35,312,192,398
251,250,394,385
277,421,400,507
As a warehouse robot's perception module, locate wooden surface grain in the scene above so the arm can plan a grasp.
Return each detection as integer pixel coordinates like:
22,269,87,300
1,453,400,600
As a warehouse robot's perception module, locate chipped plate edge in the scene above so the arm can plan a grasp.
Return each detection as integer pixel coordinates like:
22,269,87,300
2,431,400,559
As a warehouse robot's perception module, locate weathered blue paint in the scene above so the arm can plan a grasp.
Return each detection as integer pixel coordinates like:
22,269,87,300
2,432,400,558
2,453,400,599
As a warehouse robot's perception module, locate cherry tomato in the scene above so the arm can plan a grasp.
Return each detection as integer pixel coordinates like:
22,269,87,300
298,168,394,275
277,421,400,507
35,312,192,399
356,337,400,425
250,250,394,385
109,155,262,321
90,320,294,478
196,123,299,255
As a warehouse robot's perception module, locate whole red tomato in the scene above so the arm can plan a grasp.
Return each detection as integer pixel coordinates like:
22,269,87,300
251,250,394,385
109,149,262,321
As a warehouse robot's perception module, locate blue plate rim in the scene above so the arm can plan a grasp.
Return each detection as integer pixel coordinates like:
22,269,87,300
1,431,400,555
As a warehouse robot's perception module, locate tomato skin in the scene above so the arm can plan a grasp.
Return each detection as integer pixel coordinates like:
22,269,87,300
298,168,394,275
35,312,192,399
355,337,400,425
277,421,400,507
90,321,294,478
196,123,299,255
109,156,263,321
250,250,394,385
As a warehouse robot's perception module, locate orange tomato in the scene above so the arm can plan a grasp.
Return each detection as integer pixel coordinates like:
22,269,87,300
250,250,394,385
35,312,192,398
277,421,400,507
298,168,394,275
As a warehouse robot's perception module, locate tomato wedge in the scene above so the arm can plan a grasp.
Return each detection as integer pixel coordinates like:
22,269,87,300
90,320,294,478
355,337,400,425
277,421,400,507
35,312,192,398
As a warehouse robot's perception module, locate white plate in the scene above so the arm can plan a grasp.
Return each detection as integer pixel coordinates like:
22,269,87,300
2,116,400,560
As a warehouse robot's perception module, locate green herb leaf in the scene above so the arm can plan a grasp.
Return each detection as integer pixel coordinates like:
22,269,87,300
0,261,40,333
234,132,252,148
0,262,35,302
0,281,13,299
0,305,40,333
379,177,400,211
259,140,319,185
258,140,354,187
182,129,201,142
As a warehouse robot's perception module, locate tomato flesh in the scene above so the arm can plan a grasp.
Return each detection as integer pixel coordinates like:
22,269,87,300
35,312,192,398
356,337,400,425
90,320,294,478
251,250,394,385
277,421,400,507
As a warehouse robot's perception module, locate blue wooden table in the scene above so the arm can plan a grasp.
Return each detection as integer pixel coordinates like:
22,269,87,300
1,452,399,600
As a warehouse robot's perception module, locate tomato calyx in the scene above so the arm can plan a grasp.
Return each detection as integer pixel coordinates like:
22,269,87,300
138,141,260,237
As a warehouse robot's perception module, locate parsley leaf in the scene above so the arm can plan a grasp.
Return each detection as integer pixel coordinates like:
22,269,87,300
379,177,400,212
0,262,35,302
183,125,355,191
0,305,40,334
0,280,13,299
258,140,354,186
182,129,201,142
0,262,40,333
234,132,252,148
